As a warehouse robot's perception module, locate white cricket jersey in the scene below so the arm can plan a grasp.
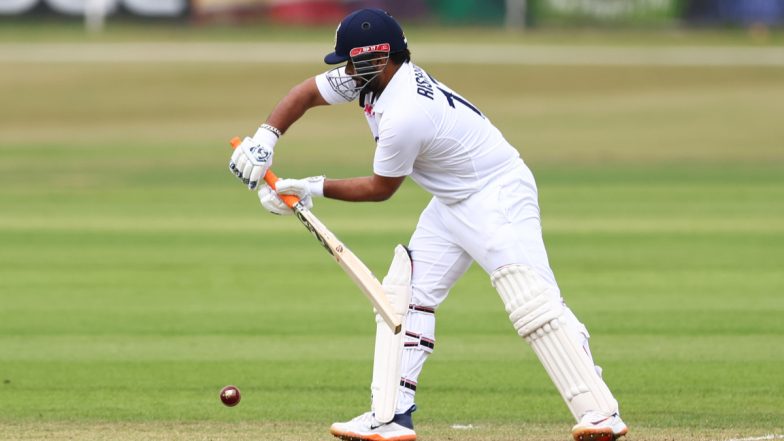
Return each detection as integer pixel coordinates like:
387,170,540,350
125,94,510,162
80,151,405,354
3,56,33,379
315,62,523,204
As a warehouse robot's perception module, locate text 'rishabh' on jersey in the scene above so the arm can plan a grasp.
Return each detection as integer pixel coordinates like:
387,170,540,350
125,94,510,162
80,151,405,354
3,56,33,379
315,62,525,205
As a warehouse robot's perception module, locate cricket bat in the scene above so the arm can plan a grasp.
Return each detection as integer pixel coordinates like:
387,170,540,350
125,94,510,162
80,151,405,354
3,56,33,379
230,137,402,334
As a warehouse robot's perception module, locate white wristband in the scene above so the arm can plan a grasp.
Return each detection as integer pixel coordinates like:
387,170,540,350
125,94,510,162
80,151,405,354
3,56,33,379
251,124,279,149
307,176,325,198
261,123,282,137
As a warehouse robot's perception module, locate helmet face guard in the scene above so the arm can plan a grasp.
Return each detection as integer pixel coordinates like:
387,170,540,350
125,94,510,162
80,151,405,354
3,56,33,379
327,43,391,102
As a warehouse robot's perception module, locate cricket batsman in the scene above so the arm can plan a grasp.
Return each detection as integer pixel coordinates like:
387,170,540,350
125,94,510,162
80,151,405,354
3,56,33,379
229,8,628,441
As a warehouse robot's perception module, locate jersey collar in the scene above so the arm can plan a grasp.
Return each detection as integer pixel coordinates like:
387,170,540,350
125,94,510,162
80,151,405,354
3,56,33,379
370,61,412,115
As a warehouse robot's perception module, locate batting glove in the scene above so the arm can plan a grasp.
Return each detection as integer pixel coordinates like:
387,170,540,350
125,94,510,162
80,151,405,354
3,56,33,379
257,176,324,215
229,126,279,190
276,176,325,200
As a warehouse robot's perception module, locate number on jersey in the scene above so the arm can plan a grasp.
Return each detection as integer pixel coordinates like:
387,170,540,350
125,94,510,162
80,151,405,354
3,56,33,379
427,73,484,118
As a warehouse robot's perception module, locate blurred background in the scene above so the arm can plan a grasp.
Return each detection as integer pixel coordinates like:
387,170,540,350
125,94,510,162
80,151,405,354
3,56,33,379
2,0,784,29
1,1,783,440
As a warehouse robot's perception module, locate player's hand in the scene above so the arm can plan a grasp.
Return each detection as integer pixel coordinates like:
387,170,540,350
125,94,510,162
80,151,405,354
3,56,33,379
276,176,325,201
257,176,324,215
258,184,311,215
229,135,274,190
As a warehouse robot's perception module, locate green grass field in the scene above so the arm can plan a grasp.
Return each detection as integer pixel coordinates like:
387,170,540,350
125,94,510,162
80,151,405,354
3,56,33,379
1,25,783,440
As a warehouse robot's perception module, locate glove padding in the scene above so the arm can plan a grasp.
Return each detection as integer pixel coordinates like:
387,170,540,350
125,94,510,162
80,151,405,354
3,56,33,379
258,184,312,215
229,130,276,190
257,176,323,215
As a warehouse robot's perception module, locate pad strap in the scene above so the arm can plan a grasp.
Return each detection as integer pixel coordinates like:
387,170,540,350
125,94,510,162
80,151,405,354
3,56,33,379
408,304,435,314
404,331,435,353
399,378,417,391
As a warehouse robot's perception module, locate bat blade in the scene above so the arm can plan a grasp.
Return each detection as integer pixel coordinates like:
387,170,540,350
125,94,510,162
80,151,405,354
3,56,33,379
295,209,402,334
229,136,401,334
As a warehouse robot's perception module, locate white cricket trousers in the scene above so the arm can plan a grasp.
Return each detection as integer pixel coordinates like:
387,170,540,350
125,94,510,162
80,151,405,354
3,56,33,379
395,161,593,413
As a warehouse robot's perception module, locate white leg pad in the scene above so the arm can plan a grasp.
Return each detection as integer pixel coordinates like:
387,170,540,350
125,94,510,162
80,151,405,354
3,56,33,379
491,265,618,420
371,245,413,423
396,308,435,413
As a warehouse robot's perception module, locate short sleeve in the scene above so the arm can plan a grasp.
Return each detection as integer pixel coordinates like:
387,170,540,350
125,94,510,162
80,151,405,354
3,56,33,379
315,67,356,105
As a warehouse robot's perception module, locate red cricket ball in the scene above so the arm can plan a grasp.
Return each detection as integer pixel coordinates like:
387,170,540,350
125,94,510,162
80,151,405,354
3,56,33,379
220,385,241,407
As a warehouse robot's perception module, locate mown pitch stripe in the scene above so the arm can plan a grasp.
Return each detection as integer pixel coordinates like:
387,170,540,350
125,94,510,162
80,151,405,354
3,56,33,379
0,42,783,66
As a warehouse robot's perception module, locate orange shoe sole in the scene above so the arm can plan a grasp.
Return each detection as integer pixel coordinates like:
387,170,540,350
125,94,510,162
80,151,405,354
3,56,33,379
330,428,416,441
573,426,628,441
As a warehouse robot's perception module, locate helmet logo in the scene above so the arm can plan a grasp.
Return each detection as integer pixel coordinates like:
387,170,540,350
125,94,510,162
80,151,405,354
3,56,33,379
350,43,390,57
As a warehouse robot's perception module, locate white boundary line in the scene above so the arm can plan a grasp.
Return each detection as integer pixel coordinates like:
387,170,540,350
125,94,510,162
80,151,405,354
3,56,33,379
0,42,783,66
727,435,784,441
450,424,476,430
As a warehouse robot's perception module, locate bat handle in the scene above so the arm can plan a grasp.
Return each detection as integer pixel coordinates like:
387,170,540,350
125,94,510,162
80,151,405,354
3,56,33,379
230,136,300,209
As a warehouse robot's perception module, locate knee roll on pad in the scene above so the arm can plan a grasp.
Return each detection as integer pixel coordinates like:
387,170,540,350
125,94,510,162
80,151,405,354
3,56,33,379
491,265,618,420
492,265,564,338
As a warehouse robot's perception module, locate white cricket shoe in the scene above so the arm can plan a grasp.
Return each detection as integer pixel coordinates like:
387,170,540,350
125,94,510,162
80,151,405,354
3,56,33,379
572,411,628,441
330,407,417,441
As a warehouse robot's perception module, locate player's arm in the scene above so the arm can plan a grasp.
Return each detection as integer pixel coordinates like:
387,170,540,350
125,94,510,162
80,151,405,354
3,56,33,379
229,77,328,190
259,174,404,215
266,77,329,135
323,174,406,202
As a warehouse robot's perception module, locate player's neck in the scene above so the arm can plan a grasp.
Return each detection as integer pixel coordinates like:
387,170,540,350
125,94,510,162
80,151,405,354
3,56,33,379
371,62,402,97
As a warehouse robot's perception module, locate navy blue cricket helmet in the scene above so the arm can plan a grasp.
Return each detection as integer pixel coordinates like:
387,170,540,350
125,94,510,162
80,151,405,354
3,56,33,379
324,8,408,65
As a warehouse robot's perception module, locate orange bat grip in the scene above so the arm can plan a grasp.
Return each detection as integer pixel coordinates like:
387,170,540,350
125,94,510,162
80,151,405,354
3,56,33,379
229,136,300,209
